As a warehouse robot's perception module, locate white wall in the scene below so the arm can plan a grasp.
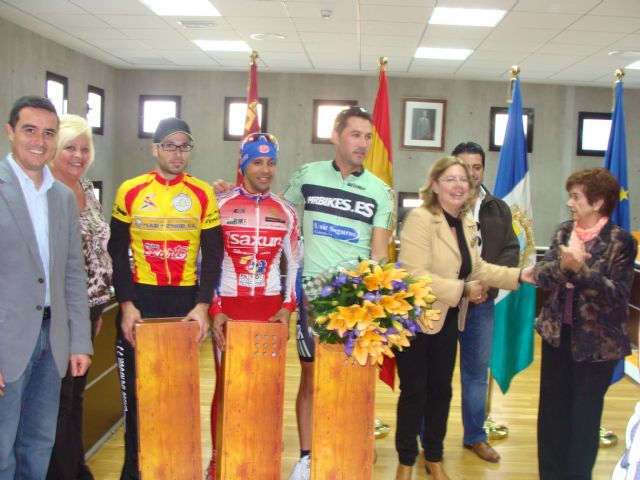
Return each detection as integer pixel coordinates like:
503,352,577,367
0,16,637,242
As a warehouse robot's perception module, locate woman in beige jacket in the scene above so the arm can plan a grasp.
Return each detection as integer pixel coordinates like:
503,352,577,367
395,156,532,480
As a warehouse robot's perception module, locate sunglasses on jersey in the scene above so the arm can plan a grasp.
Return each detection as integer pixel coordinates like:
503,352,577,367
242,133,279,151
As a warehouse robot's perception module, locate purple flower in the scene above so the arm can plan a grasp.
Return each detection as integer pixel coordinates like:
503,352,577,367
345,332,356,356
332,273,347,287
386,327,398,335
351,277,362,284
405,319,419,334
363,292,376,302
392,280,408,290
320,285,334,297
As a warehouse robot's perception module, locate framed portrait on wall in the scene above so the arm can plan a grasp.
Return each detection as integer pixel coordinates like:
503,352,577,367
400,98,446,151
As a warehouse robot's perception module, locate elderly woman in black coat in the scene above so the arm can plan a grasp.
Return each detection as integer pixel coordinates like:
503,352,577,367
535,167,637,480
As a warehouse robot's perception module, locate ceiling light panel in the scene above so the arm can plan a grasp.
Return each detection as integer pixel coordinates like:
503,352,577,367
193,40,251,52
429,7,505,27
415,47,473,60
139,0,220,16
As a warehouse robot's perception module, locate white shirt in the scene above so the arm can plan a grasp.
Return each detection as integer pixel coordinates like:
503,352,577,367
471,185,487,252
7,154,55,306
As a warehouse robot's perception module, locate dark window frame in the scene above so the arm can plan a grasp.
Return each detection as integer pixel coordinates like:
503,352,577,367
87,85,105,136
312,99,358,144
138,94,182,139
45,71,69,116
223,96,269,141
489,106,534,153
576,111,611,157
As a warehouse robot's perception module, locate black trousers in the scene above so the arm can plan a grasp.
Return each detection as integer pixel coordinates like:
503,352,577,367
537,325,617,480
47,304,105,480
395,310,458,465
116,284,196,480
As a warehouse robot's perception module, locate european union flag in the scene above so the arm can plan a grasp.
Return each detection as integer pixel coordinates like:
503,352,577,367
603,79,631,384
604,80,630,231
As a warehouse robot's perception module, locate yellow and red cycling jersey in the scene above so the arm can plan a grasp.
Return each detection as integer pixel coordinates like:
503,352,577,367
111,171,220,287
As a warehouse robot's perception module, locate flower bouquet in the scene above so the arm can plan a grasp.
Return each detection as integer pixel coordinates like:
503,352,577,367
304,259,439,366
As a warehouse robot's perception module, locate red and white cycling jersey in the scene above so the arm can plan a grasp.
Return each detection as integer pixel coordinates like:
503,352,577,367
210,186,301,315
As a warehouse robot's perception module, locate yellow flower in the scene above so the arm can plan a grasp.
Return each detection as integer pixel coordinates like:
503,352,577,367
352,329,386,366
315,315,328,325
406,280,434,307
362,264,386,290
343,259,372,278
377,294,401,312
326,305,367,337
391,292,413,315
363,300,386,320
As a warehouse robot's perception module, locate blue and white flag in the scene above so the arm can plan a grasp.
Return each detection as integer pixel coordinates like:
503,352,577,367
490,78,537,394
604,79,631,384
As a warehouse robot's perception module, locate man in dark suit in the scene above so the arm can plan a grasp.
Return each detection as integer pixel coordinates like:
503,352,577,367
0,96,91,479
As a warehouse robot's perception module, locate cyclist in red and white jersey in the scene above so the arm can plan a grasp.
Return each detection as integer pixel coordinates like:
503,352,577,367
206,133,301,480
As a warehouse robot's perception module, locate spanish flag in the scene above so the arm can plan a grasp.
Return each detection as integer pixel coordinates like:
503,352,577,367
364,59,393,186
236,51,261,185
365,59,397,389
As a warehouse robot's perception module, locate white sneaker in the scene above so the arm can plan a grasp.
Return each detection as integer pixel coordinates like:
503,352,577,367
288,455,311,480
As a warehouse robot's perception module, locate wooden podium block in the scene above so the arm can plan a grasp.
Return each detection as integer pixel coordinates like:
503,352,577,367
311,341,376,480
135,318,201,480
217,320,288,480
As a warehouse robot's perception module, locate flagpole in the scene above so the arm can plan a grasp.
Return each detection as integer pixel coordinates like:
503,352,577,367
506,65,520,104
371,55,392,442
483,65,522,442
599,66,626,449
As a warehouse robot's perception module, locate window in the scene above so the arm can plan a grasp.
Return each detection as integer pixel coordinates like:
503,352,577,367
489,106,534,153
223,97,268,141
139,95,181,139
577,112,611,156
46,71,68,116
92,180,103,206
87,85,105,135
312,100,357,144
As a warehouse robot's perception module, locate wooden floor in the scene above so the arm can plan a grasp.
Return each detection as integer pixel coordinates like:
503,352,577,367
88,322,639,479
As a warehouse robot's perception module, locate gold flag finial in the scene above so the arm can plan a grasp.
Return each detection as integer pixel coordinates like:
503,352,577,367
507,65,520,104
378,56,388,68
250,50,258,65
612,68,624,110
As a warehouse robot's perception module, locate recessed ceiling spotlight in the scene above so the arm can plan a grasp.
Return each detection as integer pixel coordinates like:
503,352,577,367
320,9,332,20
178,20,216,29
250,33,287,41
608,50,640,58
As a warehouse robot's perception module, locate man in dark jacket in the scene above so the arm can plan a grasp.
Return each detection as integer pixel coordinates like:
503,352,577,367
453,141,520,463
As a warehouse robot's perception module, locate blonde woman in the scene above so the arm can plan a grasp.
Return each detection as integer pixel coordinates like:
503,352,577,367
47,114,112,480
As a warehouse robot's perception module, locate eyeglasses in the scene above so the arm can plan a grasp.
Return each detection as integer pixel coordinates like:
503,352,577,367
158,143,193,152
439,176,470,185
241,133,279,151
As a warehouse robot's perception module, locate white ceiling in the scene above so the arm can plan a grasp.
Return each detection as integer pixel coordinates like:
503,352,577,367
2,0,640,86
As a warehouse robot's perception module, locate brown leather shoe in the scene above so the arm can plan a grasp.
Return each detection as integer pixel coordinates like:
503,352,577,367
464,441,501,463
